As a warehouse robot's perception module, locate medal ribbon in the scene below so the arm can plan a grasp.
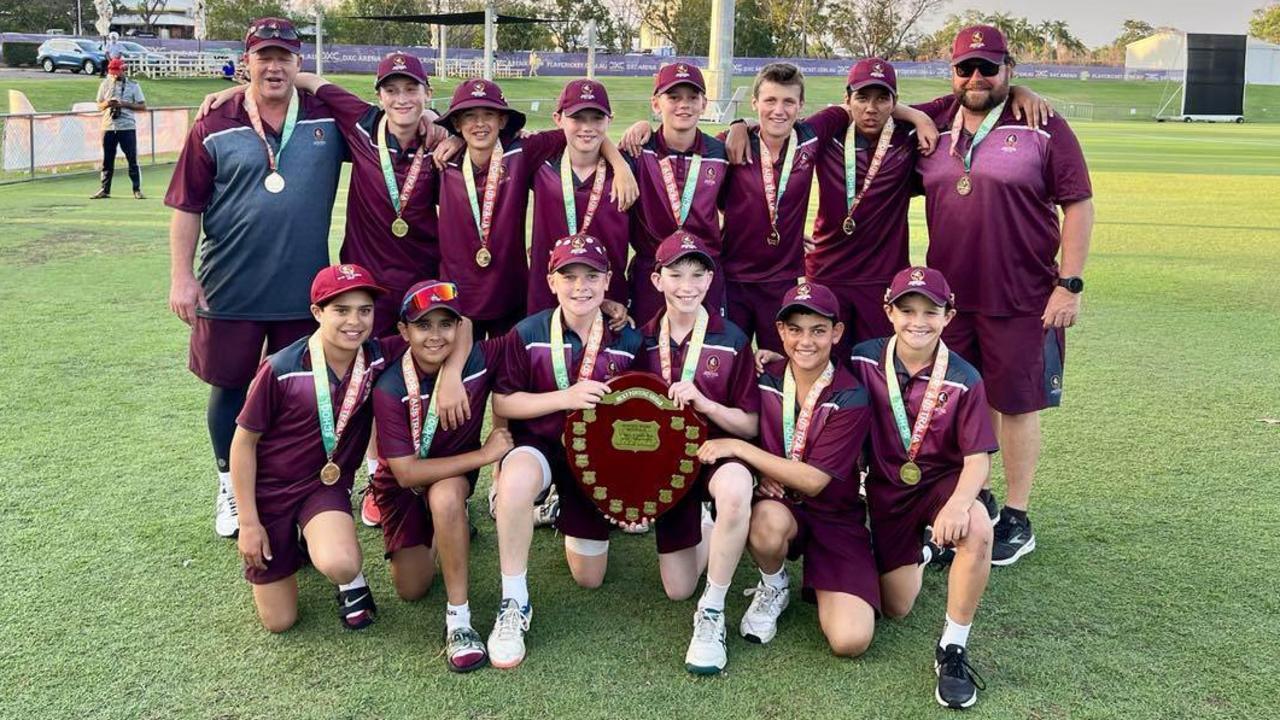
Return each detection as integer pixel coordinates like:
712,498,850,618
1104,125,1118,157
658,152,702,227
948,99,1007,172
307,332,368,462
758,128,798,235
781,361,835,462
463,141,504,256
843,116,895,220
549,307,605,391
243,86,299,174
658,307,709,384
376,113,427,219
884,336,950,462
560,154,608,236
402,352,443,459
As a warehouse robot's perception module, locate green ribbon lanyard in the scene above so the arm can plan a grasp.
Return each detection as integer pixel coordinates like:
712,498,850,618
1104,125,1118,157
761,128,798,213
376,114,404,215
659,306,709,384
781,361,835,460
550,307,604,391
307,332,365,460
954,99,1007,173
883,335,951,455
402,351,443,459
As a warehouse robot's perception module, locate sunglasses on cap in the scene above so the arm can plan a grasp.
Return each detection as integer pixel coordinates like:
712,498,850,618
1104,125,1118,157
401,282,460,320
954,60,1002,78
248,24,299,41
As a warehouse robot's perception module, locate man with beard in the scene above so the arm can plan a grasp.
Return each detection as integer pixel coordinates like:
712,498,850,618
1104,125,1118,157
915,25,1094,566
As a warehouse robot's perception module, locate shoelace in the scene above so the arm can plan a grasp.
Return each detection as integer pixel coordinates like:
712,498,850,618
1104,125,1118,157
940,649,987,691
223,488,238,514
743,583,785,613
692,610,723,642
494,604,529,638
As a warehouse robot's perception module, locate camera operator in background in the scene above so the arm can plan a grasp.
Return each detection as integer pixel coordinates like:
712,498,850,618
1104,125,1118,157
92,58,147,200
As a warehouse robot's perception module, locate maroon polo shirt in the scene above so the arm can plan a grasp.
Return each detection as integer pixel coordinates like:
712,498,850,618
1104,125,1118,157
849,337,998,490
628,128,728,262
528,153,632,312
806,104,920,287
757,359,871,515
436,130,567,320
638,311,760,438
494,309,645,459
370,337,506,491
237,334,406,507
917,99,1092,315
314,84,441,297
716,123,821,283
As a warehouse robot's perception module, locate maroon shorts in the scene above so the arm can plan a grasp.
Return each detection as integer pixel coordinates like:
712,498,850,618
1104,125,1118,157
866,477,959,574
651,459,745,554
375,472,479,558
768,499,880,612
189,316,317,388
726,278,802,354
825,281,894,356
244,483,353,585
943,312,1066,415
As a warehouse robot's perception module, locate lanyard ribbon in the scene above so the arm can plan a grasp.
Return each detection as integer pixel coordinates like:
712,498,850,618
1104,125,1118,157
376,113,427,219
550,308,605,391
884,336,950,463
308,332,368,463
758,129,798,235
782,362,835,462
658,307,709,385
843,116,895,220
243,87,299,174
401,352,443,459
560,154,607,236
463,142,504,254
658,152,702,227
948,100,1007,173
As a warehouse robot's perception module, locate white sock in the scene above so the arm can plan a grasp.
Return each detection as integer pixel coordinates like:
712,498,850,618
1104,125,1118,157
698,579,730,612
338,572,368,593
761,566,789,590
218,471,232,493
446,601,471,632
939,614,971,649
501,571,529,607
365,458,378,476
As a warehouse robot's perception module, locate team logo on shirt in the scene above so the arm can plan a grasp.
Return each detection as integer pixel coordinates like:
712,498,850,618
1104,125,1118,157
313,127,325,141
970,31,985,48
703,355,721,378
471,82,487,97
871,63,886,78
704,166,716,185
1002,133,1019,153
1050,374,1062,389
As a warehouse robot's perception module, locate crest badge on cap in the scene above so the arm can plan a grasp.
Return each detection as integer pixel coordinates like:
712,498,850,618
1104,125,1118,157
871,63,885,78
796,283,812,300
392,55,407,69
471,82,487,97
580,83,595,100
909,268,926,285
971,30,985,48
338,264,359,280
676,64,689,77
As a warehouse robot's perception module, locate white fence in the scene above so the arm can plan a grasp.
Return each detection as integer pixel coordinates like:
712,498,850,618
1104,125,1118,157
0,107,193,183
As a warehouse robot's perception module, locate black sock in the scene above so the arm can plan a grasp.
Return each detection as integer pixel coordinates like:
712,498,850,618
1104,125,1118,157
1002,507,1029,524
207,385,248,473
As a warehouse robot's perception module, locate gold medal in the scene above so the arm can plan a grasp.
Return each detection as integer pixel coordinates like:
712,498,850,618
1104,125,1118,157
475,247,492,267
842,216,855,235
264,172,285,193
391,217,409,237
767,228,780,246
956,174,972,196
320,460,341,485
899,461,922,486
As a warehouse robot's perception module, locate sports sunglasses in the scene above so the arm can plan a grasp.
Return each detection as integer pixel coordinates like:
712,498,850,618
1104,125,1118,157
400,282,460,321
954,60,1003,78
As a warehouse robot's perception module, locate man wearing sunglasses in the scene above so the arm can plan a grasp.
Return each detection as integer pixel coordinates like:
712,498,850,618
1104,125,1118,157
915,25,1095,567
166,18,348,540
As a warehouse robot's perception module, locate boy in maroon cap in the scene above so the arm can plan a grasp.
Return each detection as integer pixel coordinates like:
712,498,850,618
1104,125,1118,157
916,25,1094,566
849,266,998,709
699,282,876,659
488,235,644,669
638,230,759,674
370,281,513,672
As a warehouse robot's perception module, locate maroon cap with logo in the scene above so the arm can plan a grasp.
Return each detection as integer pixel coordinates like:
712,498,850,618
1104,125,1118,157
400,280,462,323
376,51,428,88
846,57,897,96
548,234,610,273
654,229,715,270
244,17,302,55
434,78,527,137
654,62,706,95
952,24,1009,65
557,78,612,117
884,266,954,308
777,281,839,322
310,263,386,305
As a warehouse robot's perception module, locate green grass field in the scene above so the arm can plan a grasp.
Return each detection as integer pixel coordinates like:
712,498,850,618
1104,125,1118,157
2,75,1279,719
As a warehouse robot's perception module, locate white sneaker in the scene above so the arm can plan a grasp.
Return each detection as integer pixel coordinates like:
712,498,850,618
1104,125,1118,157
488,598,532,669
214,483,239,538
685,607,727,675
739,580,790,644
532,486,560,527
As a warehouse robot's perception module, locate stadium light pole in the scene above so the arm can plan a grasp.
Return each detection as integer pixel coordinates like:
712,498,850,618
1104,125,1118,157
705,0,735,109
315,6,324,75
586,20,597,80
483,0,495,80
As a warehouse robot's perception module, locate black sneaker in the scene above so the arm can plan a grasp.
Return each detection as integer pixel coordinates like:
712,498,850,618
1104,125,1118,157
977,489,999,526
923,526,954,568
337,587,377,630
935,644,985,709
991,510,1036,566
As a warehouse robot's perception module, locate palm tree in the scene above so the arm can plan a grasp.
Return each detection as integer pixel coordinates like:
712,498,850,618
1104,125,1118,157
1039,19,1087,62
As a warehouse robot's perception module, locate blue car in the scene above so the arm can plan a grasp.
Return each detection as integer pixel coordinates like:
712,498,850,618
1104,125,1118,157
36,38,108,74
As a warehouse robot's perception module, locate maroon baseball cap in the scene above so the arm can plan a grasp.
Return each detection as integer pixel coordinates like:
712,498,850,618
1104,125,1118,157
952,25,1008,65
548,234,610,273
557,78,612,117
435,78,527,137
244,17,302,55
400,280,461,323
654,62,706,95
654,229,715,270
376,51,428,88
846,57,897,96
310,264,386,305
777,281,839,322
884,266,954,308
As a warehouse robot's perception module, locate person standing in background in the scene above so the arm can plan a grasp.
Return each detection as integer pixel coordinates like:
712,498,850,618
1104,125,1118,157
91,58,146,200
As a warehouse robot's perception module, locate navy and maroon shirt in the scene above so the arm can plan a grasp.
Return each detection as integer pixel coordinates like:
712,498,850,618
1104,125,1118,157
628,128,728,263
917,99,1092,316
164,90,346,321
436,130,567,321
757,360,871,515
638,310,759,438
371,337,506,492
849,337,998,492
528,152,632,313
237,334,405,507
494,309,644,459
313,83,441,298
